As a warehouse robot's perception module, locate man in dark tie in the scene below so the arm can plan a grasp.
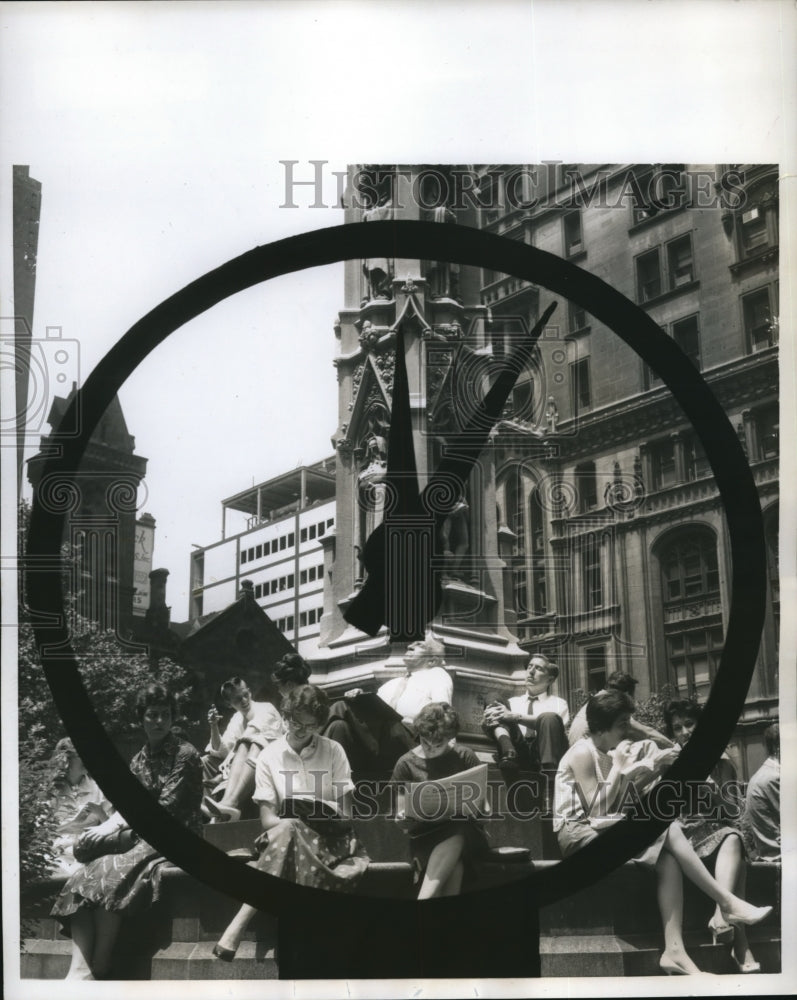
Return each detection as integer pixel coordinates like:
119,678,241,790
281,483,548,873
481,654,570,779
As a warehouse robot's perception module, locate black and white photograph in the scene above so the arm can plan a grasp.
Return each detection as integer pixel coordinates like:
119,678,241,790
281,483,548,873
2,2,795,998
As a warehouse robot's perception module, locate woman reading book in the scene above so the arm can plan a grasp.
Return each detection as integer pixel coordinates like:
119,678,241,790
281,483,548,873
391,702,489,899
212,684,369,961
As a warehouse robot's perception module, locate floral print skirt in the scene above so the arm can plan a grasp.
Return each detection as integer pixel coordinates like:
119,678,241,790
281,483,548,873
250,817,369,891
51,840,167,928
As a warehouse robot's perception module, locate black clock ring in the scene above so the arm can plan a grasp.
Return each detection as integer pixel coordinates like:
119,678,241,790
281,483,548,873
25,219,766,918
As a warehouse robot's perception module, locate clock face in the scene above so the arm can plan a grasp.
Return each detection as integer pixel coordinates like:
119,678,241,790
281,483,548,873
28,207,766,921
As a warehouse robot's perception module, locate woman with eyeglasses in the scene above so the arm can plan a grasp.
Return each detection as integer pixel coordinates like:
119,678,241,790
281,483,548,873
213,684,369,961
51,683,203,980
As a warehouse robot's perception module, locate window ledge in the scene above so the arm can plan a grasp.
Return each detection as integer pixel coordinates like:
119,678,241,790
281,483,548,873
628,202,690,233
729,246,778,276
638,279,700,309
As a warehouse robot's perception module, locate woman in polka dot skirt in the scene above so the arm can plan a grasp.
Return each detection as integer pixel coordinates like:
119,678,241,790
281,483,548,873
213,685,369,960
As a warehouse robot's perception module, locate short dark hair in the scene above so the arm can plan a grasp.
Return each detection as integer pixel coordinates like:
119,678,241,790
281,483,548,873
663,699,701,738
220,676,249,705
135,683,177,722
586,690,634,734
764,722,780,757
272,653,311,686
529,654,558,684
414,702,459,743
606,671,638,695
281,684,330,725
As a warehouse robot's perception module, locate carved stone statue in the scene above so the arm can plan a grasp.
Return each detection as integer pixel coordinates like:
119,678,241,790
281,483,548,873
439,496,470,580
362,195,394,301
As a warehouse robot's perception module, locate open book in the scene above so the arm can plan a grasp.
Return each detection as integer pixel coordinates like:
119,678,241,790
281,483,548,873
403,763,488,822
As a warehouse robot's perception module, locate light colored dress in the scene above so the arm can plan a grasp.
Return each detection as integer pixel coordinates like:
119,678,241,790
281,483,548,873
248,734,369,892
554,737,669,866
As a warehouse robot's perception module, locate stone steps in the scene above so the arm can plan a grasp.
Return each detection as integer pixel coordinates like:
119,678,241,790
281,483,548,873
20,806,781,980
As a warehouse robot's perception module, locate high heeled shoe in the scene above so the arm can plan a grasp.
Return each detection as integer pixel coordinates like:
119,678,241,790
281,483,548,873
659,954,692,975
731,955,761,974
720,902,773,928
708,913,734,945
212,943,238,962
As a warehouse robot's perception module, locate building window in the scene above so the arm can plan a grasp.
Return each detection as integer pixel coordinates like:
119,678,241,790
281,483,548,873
569,303,587,333
672,315,701,369
765,510,779,647
743,287,777,353
575,461,598,512
636,248,662,302
649,438,677,491
563,211,583,257
667,234,694,289
256,545,263,560
661,534,719,602
631,164,686,224
667,626,724,702
309,524,316,540
585,645,607,693
241,549,248,564
734,175,778,262
658,530,723,699
529,491,547,614
753,403,779,460
506,466,528,615
327,518,334,529
288,532,295,547
684,432,711,481
582,535,603,611
300,569,308,585
263,540,271,556
300,528,308,543
570,357,592,414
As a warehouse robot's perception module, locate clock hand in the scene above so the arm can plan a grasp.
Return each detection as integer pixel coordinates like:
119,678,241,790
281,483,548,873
344,322,427,639
345,301,557,638
428,300,558,492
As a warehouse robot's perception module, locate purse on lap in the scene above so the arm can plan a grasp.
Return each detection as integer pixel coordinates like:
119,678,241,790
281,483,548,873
72,827,139,864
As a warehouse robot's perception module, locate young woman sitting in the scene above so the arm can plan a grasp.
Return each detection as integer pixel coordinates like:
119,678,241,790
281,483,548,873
203,676,283,822
554,690,772,975
391,702,488,899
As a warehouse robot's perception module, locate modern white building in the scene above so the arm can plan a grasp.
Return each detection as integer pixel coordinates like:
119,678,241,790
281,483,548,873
189,458,336,655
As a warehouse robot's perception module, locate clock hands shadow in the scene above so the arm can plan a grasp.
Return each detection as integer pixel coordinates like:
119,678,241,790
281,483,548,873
345,301,558,642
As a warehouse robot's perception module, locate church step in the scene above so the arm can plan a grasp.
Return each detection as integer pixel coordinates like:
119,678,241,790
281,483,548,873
150,940,278,980
536,859,780,936
540,927,782,977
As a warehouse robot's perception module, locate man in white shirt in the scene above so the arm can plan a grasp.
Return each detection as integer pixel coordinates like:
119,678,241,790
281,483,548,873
376,636,453,725
743,723,780,861
482,654,569,775
324,635,453,773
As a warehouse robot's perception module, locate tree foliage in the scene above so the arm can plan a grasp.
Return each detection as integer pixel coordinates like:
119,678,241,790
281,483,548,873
17,500,196,899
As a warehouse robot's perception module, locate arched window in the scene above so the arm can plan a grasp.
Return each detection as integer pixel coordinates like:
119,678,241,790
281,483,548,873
500,465,549,626
657,528,722,701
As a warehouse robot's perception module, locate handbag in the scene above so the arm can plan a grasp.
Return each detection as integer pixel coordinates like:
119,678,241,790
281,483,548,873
278,796,345,838
73,826,139,864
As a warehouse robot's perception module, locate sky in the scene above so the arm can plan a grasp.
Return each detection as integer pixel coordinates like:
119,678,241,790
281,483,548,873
3,1,793,622
1,5,796,997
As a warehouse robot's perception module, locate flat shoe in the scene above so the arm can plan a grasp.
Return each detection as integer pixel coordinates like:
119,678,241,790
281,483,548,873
212,943,237,962
732,956,761,973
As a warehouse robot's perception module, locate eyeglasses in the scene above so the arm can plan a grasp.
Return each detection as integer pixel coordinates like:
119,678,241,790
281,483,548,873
285,716,321,733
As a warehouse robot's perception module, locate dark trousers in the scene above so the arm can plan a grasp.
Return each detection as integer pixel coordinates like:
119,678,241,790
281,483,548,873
483,711,568,770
